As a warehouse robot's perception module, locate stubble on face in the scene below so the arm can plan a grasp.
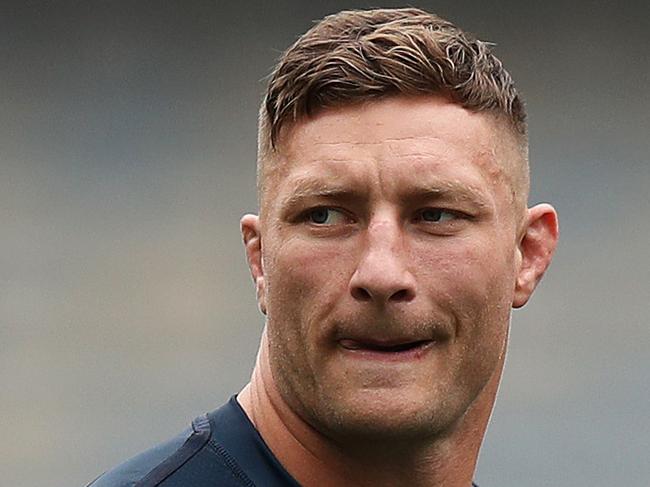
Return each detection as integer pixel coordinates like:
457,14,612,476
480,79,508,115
257,96,527,444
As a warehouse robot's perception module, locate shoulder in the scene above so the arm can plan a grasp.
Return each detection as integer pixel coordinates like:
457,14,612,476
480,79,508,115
88,397,299,487
87,413,243,487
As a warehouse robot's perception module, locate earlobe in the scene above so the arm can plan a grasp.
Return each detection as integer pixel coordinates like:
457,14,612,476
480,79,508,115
513,204,559,308
240,214,267,314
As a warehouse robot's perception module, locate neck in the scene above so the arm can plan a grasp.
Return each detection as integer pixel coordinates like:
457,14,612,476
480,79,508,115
238,329,502,487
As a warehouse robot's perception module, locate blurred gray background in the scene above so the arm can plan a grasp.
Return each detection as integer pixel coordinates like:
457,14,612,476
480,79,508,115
1,1,648,486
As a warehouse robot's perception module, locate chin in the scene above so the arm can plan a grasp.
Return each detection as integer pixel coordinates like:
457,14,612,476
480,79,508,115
307,387,464,442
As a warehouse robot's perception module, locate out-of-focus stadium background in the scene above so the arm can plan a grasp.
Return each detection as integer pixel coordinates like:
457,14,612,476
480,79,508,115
1,1,648,486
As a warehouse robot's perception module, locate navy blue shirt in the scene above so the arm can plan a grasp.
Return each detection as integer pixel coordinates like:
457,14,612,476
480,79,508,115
88,396,479,486
88,396,300,486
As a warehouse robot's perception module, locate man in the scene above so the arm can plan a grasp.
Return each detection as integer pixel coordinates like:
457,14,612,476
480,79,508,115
89,7,558,487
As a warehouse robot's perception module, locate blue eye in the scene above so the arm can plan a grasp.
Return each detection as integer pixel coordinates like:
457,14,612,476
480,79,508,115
307,208,345,225
309,208,330,224
420,209,456,222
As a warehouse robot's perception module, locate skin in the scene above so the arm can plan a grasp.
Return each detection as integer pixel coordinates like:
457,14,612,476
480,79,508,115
239,95,558,486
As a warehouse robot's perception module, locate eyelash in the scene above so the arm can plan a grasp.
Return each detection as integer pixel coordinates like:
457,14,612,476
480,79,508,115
302,207,351,225
299,206,468,226
413,208,464,223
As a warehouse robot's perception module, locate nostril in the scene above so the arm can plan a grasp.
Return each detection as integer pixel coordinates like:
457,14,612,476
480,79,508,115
390,289,413,302
350,286,414,302
351,287,372,301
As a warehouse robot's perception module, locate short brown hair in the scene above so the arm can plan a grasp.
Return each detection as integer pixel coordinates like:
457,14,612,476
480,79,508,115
258,7,528,201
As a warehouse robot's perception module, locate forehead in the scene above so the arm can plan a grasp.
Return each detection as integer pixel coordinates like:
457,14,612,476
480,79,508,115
264,96,517,208
287,96,495,150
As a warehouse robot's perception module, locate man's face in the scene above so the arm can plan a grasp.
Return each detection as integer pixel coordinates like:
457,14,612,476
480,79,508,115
255,96,526,439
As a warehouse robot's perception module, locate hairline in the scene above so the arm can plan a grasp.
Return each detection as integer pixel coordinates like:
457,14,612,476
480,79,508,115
256,95,530,220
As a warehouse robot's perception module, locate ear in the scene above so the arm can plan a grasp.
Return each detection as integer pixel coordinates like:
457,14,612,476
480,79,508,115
513,203,559,308
240,214,267,314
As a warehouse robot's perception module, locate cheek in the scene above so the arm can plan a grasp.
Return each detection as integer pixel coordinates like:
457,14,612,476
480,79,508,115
263,237,353,335
415,237,516,324
416,240,513,383
262,236,355,397
268,237,350,291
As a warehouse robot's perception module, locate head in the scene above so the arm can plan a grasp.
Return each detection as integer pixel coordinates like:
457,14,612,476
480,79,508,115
242,8,557,444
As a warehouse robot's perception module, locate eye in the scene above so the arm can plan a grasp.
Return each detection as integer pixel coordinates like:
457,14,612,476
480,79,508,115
419,208,457,223
306,207,347,225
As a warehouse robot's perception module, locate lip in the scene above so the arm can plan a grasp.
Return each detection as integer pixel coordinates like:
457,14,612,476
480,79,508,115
338,338,436,362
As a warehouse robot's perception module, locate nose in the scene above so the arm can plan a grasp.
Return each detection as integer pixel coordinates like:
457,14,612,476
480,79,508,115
348,218,416,305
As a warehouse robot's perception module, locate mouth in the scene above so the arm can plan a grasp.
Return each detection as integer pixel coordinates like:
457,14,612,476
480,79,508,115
340,339,431,352
338,338,435,360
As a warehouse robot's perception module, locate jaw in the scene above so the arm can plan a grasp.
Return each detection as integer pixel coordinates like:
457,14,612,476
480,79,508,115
241,326,508,487
272,331,506,446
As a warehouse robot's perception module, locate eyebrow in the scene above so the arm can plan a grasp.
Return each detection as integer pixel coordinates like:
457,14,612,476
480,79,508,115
402,183,491,209
280,177,492,211
280,180,366,210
